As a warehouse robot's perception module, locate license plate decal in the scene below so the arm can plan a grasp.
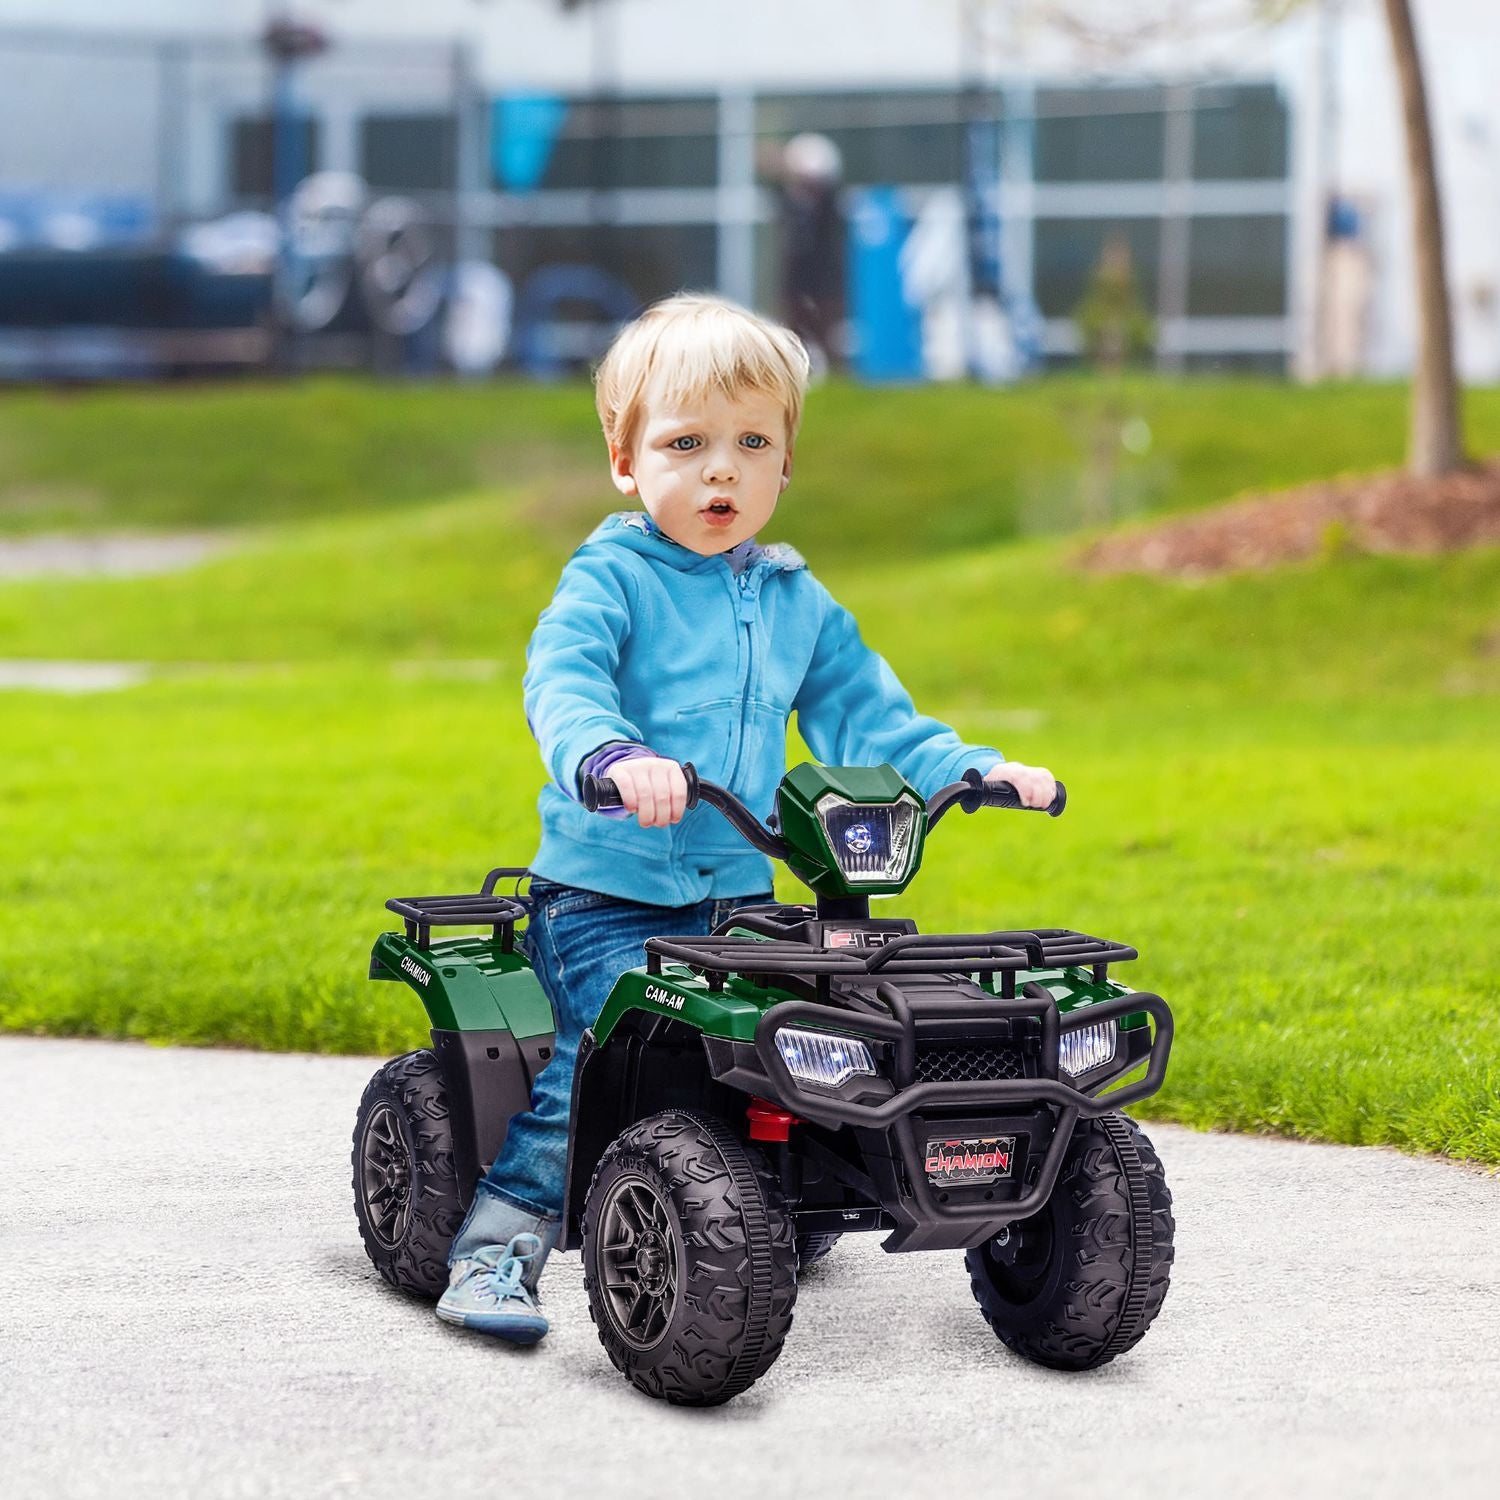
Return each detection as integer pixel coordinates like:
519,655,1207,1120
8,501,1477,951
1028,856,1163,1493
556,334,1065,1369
826,928,900,950
924,1134,1016,1187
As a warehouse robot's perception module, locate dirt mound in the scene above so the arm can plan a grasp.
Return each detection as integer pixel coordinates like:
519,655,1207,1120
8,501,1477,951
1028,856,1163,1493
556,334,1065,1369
1077,460,1500,578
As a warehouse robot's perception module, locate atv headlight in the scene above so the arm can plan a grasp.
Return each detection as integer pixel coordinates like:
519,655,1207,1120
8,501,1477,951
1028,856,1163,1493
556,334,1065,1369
1059,1018,1118,1077
774,1027,877,1089
815,792,922,886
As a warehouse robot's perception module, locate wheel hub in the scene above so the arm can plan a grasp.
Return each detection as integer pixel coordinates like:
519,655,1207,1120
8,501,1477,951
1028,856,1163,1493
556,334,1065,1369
597,1175,680,1352
360,1102,414,1251
634,1231,670,1293
981,1212,1054,1300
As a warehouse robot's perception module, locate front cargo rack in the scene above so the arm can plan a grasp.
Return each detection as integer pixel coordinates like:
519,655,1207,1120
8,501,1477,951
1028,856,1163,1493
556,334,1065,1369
1029,930,1138,982
645,927,1136,998
386,867,531,951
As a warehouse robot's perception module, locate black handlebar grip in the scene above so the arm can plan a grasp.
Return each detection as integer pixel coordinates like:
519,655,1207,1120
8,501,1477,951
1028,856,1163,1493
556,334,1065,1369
581,760,701,814
580,775,622,812
961,767,1067,817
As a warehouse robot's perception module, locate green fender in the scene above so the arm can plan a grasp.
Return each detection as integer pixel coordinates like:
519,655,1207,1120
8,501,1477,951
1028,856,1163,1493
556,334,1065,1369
368,930,554,1037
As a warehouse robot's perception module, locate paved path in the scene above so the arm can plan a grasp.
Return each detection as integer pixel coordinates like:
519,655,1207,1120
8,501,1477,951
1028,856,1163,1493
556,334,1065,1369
0,533,223,580
3,1035,1497,1499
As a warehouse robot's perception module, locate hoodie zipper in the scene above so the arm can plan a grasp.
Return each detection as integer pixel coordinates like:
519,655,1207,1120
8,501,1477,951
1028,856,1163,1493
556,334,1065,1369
726,565,764,792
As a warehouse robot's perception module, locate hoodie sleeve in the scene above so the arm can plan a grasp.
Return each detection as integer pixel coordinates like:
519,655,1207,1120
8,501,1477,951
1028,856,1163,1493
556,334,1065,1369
523,549,646,797
791,578,1004,799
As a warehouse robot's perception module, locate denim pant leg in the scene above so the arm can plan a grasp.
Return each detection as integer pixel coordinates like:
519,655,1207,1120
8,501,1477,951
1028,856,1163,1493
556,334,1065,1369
474,884,772,1223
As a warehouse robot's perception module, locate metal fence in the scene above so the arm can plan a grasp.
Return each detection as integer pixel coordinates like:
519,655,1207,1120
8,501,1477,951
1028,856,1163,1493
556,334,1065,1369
0,23,1295,378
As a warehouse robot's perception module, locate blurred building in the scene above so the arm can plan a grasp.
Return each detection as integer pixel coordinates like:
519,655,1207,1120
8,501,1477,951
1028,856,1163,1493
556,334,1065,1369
0,0,1495,382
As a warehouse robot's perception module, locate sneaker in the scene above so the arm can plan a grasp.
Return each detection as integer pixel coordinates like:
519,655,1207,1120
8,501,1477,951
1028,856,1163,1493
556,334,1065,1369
435,1233,549,1344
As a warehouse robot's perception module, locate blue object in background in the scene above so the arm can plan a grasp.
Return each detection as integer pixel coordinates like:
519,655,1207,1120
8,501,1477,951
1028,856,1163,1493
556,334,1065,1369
847,186,922,383
492,94,569,192
0,250,269,330
512,263,638,378
964,119,1003,302
0,192,155,252
271,77,309,208
1327,195,1363,242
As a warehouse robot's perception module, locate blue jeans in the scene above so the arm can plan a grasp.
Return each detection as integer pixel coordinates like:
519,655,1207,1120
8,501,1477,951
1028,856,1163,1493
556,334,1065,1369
474,877,773,1222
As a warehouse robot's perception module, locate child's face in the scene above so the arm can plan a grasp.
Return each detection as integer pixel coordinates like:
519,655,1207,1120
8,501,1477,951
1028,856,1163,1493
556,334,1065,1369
609,384,792,555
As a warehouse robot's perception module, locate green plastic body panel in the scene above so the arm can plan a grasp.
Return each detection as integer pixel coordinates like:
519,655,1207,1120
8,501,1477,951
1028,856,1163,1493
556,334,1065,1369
591,965,775,1046
777,761,927,898
368,930,554,1037
589,956,1146,1051
1005,970,1149,1029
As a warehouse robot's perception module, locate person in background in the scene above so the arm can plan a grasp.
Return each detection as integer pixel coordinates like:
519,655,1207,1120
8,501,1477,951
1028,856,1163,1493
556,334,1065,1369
778,132,848,376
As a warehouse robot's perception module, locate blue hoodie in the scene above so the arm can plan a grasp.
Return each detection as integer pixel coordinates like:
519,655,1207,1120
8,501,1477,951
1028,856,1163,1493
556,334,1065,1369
524,512,1003,904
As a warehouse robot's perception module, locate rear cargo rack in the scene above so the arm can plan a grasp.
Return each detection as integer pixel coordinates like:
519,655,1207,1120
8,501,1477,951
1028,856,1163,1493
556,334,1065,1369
646,927,1136,998
386,867,531,951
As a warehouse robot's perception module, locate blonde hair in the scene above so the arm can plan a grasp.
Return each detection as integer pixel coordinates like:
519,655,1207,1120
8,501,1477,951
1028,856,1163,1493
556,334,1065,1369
594,294,811,455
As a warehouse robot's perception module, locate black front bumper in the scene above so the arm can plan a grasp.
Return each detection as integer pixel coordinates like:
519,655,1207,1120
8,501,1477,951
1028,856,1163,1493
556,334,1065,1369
705,985,1173,1252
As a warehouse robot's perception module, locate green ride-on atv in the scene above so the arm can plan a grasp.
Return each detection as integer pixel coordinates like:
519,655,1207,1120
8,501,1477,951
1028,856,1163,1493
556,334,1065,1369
353,761,1176,1406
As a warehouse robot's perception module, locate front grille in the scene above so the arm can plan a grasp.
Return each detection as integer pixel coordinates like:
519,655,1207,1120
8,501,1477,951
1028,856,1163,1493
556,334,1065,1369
913,1039,1027,1085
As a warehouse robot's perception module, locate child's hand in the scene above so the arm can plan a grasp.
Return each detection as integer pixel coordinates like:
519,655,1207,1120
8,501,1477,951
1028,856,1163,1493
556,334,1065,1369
608,756,691,828
984,761,1057,811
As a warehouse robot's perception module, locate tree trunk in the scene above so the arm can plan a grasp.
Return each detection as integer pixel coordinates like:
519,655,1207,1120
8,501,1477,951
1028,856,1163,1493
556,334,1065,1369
1382,0,1464,476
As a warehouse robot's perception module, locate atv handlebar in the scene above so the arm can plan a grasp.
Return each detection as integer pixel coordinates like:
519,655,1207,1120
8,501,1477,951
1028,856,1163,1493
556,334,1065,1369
579,761,1065,856
925,767,1067,825
582,762,791,859
581,760,702,813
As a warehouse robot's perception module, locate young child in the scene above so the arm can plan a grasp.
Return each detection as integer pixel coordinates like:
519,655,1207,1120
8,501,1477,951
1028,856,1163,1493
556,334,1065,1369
436,294,1055,1343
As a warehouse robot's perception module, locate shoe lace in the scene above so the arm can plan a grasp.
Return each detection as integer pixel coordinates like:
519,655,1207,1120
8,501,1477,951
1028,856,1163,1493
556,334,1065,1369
470,1232,542,1304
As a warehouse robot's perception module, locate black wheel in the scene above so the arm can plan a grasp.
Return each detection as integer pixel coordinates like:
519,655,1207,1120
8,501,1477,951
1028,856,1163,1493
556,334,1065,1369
582,1110,798,1406
795,1231,842,1269
352,1050,466,1299
965,1113,1174,1371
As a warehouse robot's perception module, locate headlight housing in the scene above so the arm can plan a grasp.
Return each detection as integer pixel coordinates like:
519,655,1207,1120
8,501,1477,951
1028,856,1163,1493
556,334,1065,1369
815,792,922,887
1059,1018,1118,1077
774,1027,877,1089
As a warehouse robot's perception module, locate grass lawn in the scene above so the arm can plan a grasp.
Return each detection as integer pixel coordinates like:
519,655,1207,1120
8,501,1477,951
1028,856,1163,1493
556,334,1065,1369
0,377,1496,1164
7,374,1500,551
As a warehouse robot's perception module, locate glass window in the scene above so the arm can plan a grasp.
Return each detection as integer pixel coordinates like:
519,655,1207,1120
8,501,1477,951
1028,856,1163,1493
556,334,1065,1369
1033,218,1161,319
755,89,995,186
1034,87,1166,183
1186,215,1287,316
754,219,785,320
493,222,718,309
360,114,456,192
506,96,719,190
1183,351,1288,374
1192,84,1288,181
230,116,321,199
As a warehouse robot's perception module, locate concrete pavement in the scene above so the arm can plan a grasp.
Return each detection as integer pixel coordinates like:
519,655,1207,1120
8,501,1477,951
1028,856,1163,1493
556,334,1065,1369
3,1034,1498,1499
